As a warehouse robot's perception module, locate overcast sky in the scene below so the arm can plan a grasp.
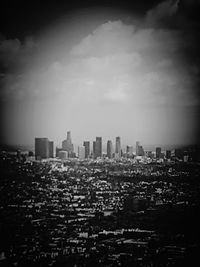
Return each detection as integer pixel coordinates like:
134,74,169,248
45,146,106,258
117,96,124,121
0,0,199,147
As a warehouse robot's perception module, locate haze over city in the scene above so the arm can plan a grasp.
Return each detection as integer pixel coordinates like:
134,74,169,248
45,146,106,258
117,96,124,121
0,0,199,147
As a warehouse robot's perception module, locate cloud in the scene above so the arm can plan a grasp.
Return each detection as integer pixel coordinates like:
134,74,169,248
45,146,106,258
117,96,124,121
0,16,196,109
145,0,180,27
70,20,135,57
0,36,38,73
0,1,199,145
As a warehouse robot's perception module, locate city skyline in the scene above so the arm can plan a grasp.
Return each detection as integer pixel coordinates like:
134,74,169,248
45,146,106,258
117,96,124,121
0,0,200,146
34,131,191,158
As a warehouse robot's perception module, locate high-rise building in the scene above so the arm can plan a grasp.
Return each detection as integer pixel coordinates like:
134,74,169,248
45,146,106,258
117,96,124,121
136,141,140,156
126,145,133,154
138,145,145,156
95,137,102,158
83,141,90,158
156,147,162,158
78,146,85,159
49,141,54,158
56,147,63,158
107,140,113,158
93,141,96,159
62,131,74,157
136,141,144,156
35,138,49,160
115,137,121,157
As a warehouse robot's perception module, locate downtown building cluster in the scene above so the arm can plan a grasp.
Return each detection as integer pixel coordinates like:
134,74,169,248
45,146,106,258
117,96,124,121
35,131,189,162
35,131,146,160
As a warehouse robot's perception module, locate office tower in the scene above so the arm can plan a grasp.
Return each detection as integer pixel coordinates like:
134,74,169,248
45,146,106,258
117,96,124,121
35,138,49,160
136,141,140,156
78,146,85,159
107,140,113,158
62,131,74,157
56,147,63,157
156,147,162,158
93,141,96,159
83,141,90,158
138,145,145,156
126,146,133,154
49,141,54,158
95,137,102,158
166,150,171,159
115,137,121,157
136,141,145,156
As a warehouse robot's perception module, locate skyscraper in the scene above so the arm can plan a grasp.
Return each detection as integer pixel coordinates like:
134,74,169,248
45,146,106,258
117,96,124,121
136,141,140,156
78,146,85,159
83,141,90,158
138,145,145,156
56,147,64,158
107,140,113,158
115,137,121,157
126,146,133,155
49,141,54,158
62,131,74,157
95,137,102,159
35,138,49,160
156,147,162,158
93,141,96,159
136,141,145,156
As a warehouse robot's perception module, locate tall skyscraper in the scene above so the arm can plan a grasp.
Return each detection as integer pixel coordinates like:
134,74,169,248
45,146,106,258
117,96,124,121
95,137,102,159
93,141,96,159
136,141,145,156
83,141,90,158
138,145,145,156
78,146,85,159
49,141,54,158
35,138,49,160
107,140,113,158
62,131,74,157
156,147,162,158
136,141,140,156
115,137,121,157
126,146,133,155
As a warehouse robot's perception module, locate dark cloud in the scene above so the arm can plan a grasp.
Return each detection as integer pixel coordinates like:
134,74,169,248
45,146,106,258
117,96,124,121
145,0,179,27
0,36,39,73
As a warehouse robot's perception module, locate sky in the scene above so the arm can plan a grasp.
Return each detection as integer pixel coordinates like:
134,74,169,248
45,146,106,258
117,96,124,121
0,0,200,147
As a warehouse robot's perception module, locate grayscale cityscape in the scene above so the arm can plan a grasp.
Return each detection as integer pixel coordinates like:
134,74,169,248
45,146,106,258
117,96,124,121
0,0,200,267
0,130,200,267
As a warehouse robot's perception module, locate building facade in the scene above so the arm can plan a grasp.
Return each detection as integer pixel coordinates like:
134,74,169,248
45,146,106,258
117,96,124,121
95,137,102,159
115,137,121,157
49,141,54,158
83,141,90,158
62,131,74,157
35,138,49,160
107,140,113,159
156,147,162,158
78,146,85,159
